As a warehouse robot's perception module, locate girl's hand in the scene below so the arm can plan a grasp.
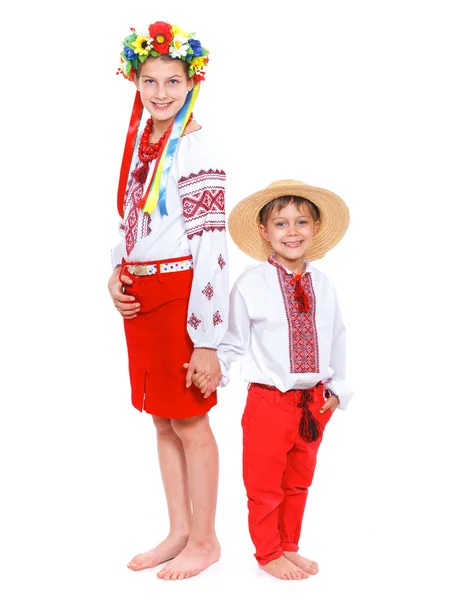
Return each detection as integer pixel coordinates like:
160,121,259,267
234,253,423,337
184,348,221,398
183,367,210,394
108,266,140,319
320,394,340,414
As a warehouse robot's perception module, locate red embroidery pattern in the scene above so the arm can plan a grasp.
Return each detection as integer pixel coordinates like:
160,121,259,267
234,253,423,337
188,313,202,330
269,257,319,373
202,282,214,300
141,213,152,238
179,169,226,240
186,225,226,239
183,188,225,217
178,168,226,187
213,310,223,326
218,254,226,270
124,160,149,255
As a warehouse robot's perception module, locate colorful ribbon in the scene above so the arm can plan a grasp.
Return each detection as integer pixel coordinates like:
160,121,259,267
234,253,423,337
117,83,200,218
140,81,200,216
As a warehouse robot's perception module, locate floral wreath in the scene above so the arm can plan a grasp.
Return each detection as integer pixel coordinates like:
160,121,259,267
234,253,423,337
117,21,209,82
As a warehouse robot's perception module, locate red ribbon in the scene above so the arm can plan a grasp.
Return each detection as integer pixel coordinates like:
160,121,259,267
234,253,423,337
117,91,143,217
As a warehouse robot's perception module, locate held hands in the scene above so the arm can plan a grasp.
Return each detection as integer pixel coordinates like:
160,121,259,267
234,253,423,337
188,369,211,397
183,348,221,398
108,266,141,319
320,394,340,414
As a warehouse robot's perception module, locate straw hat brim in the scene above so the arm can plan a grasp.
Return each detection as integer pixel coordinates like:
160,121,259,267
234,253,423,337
228,180,350,262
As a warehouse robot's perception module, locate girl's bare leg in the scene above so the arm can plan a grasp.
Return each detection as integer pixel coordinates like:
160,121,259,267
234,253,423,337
157,414,220,580
128,416,192,570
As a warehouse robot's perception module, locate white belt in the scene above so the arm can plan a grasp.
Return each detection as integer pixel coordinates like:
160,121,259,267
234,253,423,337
127,258,193,276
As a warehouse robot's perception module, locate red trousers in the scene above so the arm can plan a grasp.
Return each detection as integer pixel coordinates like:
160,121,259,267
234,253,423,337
242,383,332,565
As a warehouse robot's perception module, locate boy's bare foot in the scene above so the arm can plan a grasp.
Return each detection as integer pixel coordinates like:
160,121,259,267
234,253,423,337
283,551,319,575
127,534,188,571
156,539,221,580
259,555,308,580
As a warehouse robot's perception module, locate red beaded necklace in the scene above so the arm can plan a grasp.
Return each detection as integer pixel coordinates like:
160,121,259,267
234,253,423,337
138,112,194,163
132,113,194,185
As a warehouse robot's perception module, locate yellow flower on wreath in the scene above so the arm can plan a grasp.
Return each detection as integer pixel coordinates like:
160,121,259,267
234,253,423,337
172,24,190,39
190,56,207,71
131,36,150,56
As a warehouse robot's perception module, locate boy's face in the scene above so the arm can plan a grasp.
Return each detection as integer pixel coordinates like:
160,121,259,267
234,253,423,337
258,202,320,271
135,58,194,126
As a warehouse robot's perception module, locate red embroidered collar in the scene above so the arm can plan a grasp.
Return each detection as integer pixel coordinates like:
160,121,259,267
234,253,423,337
267,255,309,276
268,255,311,313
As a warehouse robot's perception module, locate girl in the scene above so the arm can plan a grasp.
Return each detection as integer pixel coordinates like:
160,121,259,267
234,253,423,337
108,20,228,581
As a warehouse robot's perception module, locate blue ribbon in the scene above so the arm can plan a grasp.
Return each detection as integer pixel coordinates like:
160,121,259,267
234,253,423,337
157,88,195,217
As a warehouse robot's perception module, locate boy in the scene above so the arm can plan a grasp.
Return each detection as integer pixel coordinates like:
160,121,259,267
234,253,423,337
192,179,353,580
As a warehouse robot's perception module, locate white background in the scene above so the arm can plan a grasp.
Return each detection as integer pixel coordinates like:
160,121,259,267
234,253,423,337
1,1,453,599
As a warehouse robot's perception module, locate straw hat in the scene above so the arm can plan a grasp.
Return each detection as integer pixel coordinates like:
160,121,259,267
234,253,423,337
228,179,350,262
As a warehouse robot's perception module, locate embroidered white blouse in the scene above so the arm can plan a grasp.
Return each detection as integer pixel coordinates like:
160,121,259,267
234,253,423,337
217,257,353,409
111,128,229,349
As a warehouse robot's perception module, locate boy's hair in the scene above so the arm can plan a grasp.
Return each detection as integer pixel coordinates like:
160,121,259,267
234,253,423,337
258,195,321,226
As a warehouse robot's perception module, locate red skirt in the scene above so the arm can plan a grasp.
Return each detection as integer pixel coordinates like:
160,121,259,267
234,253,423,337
121,256,217,419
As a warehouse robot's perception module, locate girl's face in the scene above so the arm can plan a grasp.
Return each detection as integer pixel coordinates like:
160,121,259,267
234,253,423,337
135,58,194,127
258,202,320,271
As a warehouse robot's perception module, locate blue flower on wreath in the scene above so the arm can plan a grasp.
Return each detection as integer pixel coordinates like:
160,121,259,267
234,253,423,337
124,45,138,60
188,39,203,57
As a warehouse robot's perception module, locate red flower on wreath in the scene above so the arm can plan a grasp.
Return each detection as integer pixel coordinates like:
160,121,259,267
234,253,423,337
127,67,137,81
148,21,172,54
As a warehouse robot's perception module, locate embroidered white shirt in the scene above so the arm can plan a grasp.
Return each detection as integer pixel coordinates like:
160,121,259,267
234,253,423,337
217,257,353,409
111,128,229,349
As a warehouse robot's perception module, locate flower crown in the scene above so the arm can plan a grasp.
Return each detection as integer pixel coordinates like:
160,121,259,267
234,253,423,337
118,21,209,82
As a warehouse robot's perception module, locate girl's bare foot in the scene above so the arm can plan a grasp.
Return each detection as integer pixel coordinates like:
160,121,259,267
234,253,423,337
127,534,188,571
283,551,319,575
156,538,221,580
259,555,308,580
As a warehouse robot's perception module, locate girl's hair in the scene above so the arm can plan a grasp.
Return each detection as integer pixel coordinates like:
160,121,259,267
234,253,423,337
259,195,321,225
136,54,191,79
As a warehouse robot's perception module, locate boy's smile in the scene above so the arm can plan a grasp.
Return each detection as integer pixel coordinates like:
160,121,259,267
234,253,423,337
258,202,320,273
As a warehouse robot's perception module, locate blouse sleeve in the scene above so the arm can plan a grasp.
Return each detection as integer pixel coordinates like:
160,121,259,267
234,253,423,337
217,282,251,387
324,288,354,410
179,166,229,349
